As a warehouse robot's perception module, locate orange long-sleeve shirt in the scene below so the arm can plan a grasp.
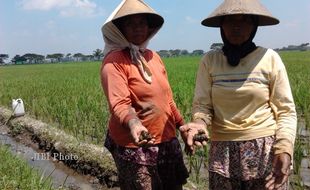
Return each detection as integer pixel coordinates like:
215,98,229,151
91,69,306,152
101,49,184,148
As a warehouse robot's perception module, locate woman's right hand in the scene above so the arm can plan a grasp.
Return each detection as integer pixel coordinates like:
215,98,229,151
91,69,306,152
128,118,155,146
179,121,209,155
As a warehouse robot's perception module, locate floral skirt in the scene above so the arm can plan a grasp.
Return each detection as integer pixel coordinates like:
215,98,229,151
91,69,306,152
208,136,287,190
104,134,189,190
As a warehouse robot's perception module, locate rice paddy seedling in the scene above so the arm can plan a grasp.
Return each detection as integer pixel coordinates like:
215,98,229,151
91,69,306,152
0,144,56,189
188,146,208,184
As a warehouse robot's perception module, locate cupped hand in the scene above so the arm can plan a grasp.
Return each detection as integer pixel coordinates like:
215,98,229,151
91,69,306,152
128,119,155,146
265,153,291,190
179,121,209,154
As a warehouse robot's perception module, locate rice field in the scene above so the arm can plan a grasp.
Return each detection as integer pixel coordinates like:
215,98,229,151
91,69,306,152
0,51,309,142
0,62,108,144
282,51,310,127
0,51,309,188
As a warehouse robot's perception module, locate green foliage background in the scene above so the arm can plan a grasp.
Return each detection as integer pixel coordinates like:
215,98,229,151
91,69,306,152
0,51,309,143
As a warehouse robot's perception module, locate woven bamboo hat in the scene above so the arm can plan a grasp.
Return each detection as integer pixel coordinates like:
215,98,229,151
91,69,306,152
201,0,279,27
110,0,163,29
101,0,164,55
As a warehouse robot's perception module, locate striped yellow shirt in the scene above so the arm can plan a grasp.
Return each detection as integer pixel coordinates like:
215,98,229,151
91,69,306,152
192,47,297,157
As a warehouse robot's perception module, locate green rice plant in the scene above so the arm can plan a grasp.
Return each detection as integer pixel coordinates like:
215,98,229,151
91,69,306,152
293,131,303,175
0,144,56,189
281,51,310,129
188,146,208,184
163,56,200,121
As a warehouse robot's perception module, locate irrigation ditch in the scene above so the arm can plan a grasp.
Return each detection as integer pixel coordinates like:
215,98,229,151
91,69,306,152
294,118,310,189
0,107,119,190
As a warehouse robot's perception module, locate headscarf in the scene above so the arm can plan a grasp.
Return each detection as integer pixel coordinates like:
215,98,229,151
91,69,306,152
221,16,258,66
101,0,164,84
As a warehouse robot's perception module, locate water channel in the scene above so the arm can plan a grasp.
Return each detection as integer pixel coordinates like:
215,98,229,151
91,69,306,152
0,123,118,190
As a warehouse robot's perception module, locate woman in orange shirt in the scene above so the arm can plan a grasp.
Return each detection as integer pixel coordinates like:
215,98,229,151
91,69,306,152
100,0,189,189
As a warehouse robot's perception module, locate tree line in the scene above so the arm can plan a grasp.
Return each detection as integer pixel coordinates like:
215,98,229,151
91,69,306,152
0,49,104,65
1,43,309,65
274,43,310,51
0,48,207,65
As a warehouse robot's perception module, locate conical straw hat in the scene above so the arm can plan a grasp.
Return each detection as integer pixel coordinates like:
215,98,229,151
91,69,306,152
201,0,279,27
101,0,164,55
110,0,163,29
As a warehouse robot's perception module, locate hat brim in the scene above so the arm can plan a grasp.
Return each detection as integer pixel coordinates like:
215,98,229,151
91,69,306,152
202,14,279,27
113,13,164,29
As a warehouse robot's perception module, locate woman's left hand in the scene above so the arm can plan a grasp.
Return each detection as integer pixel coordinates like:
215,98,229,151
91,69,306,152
179,122,209,155
265,153,291,190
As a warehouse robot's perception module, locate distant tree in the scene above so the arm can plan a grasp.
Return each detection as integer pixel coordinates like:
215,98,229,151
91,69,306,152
299,43,309,51
73,53,84,61
46,54,56,63
210,43,223,50
34,54,45,63
279,43,310,51
169,49,181,57
22,53,34,63
53,53,64,62
64,53,72,62
191,49,204,56
22,53,45,64
157,50,170,58
82,55,94,61
0,54,9,64
180,49,189,56
12,55,27,64
46,53,63,63
93,49,103,61
300,43,309,47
